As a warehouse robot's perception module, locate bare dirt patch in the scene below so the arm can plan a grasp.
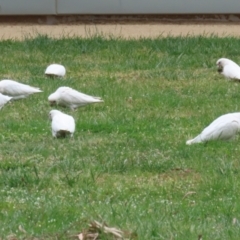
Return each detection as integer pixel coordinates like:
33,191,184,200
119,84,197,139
0,15,240,40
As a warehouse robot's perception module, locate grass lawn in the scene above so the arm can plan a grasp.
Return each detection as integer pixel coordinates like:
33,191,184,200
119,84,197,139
1,34,240,239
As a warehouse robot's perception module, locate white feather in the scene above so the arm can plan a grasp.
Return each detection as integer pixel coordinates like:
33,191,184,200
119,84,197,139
0,93,12,109
186,112,240,145
49,109,75,138
45,64,66,77
48,86,104,110
0,79,42,100
216,58,240,80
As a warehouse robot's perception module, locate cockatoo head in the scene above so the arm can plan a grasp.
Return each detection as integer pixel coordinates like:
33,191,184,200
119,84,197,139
48,87,68,106
49,109,62,121
48,92,60,106
216,58,232,73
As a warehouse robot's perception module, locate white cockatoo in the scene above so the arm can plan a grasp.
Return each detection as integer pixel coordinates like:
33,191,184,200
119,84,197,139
48,86,104,110
186,112,240,145
45,64,66,77
216,58,240,80
49,109,75,138
0,79,42,100
0,93,12,109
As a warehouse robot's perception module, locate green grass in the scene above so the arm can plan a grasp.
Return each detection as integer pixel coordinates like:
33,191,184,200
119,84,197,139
1,34,240,239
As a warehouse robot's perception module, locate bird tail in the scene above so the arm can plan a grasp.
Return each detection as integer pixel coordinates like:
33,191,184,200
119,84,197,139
93,98,104,103
7,96,13,101
35,88,43,93
93,97,104,102
186,135,202,145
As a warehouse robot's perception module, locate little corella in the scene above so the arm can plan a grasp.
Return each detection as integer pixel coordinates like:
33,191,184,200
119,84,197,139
216,58,240,80
45,64,66,77
186,112,240,145
0,79,42,100
48,86,104,110
49,109,75,138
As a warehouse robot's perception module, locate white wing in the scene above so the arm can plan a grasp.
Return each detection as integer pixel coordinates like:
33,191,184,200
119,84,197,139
201,121,239,141
59,87,103,109
223,64,240,79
